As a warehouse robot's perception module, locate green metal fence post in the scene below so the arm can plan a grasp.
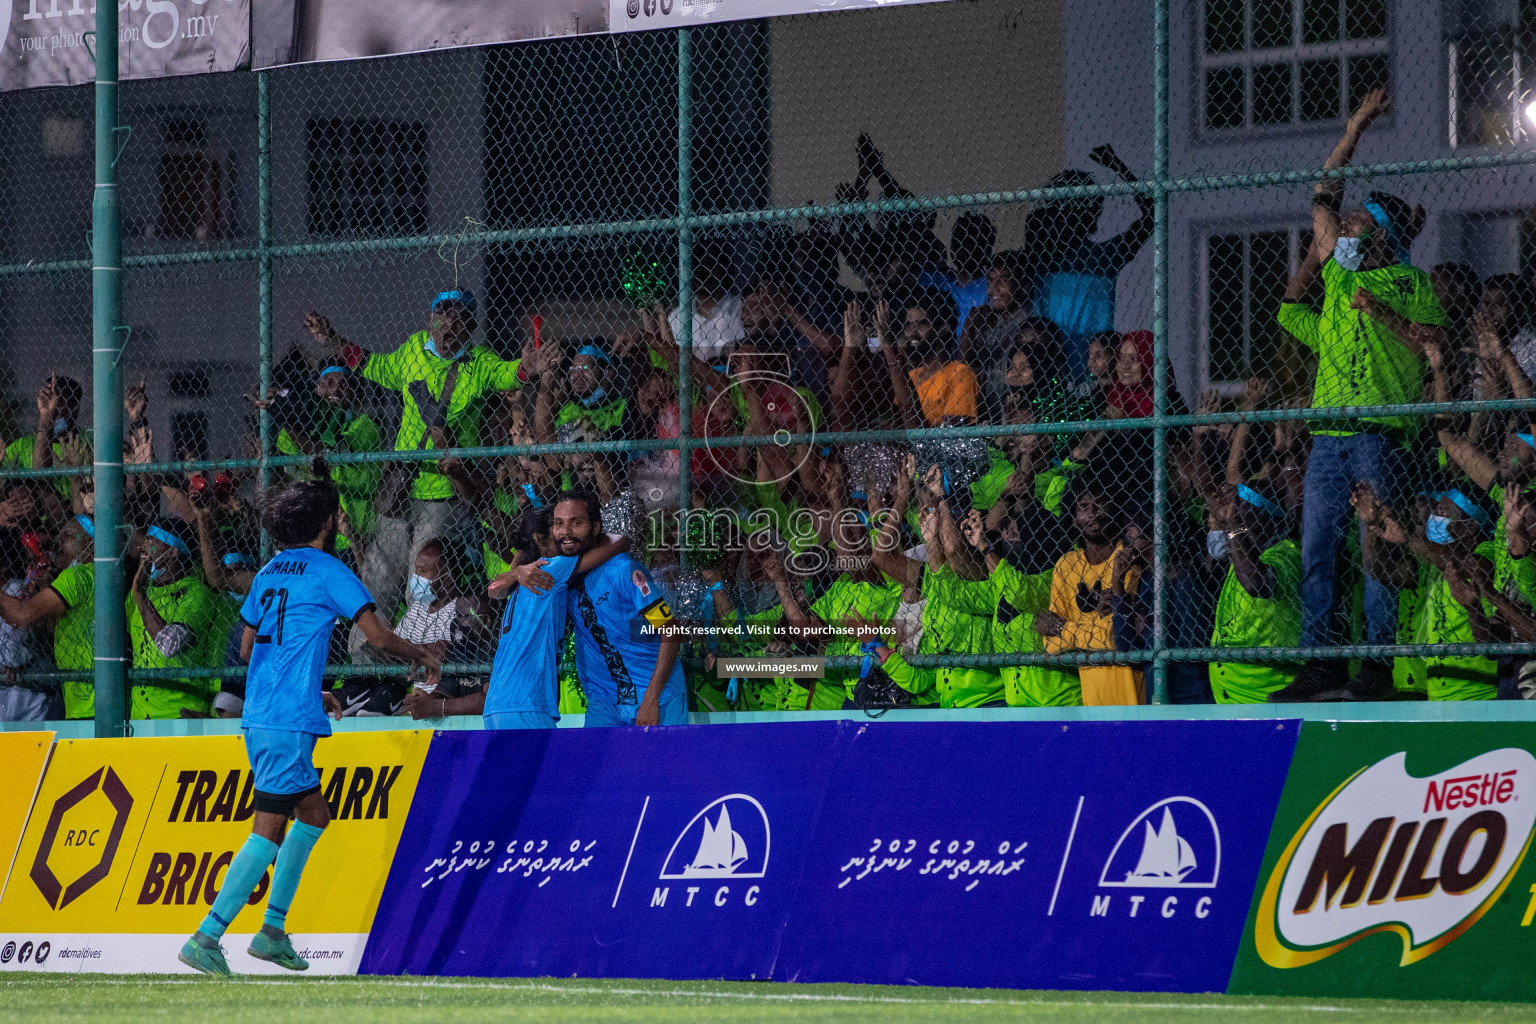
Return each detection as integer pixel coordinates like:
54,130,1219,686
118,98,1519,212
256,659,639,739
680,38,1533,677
258,70,274,559
1149,0,1170,704
676,26,694,569
91,0,126,737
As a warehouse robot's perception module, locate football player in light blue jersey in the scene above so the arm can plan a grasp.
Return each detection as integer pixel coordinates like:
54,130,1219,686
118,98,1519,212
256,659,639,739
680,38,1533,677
552,490,687,727
179,460,440,978
409,506,631,727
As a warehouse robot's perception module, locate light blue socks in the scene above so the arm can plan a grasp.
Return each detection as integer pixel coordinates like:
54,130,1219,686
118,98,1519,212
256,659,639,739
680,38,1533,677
262,821,325,933
198,833,279,941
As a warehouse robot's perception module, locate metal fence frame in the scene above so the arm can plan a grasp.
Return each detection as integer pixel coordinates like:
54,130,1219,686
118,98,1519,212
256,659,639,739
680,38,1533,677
4,0,1536,735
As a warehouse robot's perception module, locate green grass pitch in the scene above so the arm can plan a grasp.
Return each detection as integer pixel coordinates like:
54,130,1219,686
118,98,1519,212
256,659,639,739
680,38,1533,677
6,976,1536,1024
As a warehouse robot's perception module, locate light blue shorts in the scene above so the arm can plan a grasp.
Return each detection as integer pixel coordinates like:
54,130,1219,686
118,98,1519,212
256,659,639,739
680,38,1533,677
484,710,558,730
584,690,688,728
243,728,320,799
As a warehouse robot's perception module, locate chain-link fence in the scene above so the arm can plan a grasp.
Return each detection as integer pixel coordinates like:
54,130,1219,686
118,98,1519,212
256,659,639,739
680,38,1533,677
3,0,1536,729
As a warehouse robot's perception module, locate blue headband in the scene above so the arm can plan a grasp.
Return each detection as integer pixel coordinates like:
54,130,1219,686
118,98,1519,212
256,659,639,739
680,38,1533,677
222,552,255,567
75,514,94,539
431,289,477,313
319,365,349,378
576,345,614,365
1519,433,1535,450
146,525,190,558
1236,483,1286,520
1437,488,1492,531
1362,199,1411,265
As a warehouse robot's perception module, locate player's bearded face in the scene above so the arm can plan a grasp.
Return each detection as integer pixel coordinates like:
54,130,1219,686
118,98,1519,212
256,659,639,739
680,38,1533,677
552,502,598,555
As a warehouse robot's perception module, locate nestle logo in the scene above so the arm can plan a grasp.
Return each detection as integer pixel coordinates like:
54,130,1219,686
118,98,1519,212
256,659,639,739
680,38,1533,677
1424,771,1517,814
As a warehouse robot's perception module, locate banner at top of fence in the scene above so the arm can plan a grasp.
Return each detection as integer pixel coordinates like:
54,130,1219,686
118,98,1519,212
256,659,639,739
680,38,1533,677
253,0,954,68
0,0,248,92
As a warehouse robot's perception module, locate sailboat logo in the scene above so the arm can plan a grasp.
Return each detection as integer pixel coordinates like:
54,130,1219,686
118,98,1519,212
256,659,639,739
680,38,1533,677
659,794,771,880
1098,797,1221,889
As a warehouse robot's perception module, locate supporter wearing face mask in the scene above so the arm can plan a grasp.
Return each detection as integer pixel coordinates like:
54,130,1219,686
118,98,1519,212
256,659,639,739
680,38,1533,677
127,520,222,719
0,514,95,719
1271,89,1452,703
1206,482,1302,704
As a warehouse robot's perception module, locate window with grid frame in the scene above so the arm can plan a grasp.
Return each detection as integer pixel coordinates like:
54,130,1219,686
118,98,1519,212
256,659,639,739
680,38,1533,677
1447,0,1536,148
1201,0,1390,134
306,118,429,237
1202,224,1313,390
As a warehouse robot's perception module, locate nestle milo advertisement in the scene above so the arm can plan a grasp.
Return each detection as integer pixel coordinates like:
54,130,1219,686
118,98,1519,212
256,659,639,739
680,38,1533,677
1229,722,1536,1001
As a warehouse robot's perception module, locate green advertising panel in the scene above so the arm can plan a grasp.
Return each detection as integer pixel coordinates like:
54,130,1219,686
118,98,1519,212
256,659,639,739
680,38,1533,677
1229,721,1536,1001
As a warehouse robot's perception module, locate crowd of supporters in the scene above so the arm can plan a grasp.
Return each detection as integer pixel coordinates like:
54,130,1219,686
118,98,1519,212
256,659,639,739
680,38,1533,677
0,92,1532,721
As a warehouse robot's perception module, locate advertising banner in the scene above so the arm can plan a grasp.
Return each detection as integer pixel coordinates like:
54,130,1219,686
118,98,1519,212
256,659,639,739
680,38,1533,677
253,0,958,67
0,730,431,974
608,0,952,35
775,719,1297,991
254,0,605,69
362,720,1298,991
360,723,845,979
0,0,248,92
1230,722,1536,1002
0,733,53,901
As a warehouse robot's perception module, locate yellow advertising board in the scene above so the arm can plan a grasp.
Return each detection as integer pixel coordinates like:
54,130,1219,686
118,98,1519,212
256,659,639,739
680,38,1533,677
0,733,54,904
0,730,431,974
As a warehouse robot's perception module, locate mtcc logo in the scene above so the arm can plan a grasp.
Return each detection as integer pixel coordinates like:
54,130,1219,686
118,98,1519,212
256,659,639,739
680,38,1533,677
660,795,771,880
1088,797,1221,920
1100,797,1222,889
29,766,134,910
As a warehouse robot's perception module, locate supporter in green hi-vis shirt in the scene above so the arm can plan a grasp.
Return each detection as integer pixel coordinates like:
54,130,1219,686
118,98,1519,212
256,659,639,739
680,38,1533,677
963,456,1080,706
1360,487,1500,701
856,576,1003,711
308,295,524,502
548,337,629,440
126,522,222,719
0,514,95,718
1205,483,1303,704
868,475,1000,707
274,364,383,552
1435,417,1536,613
947,544,1080,708
767,547,902,709
1268,88,1453,705
1417,544,1499,702
3,372,91,502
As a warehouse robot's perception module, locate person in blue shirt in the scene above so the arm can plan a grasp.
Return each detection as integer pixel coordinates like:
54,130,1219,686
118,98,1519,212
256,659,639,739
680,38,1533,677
179,460,440,978
553,490,687,727
1026,145,1153,382
919,211,996,344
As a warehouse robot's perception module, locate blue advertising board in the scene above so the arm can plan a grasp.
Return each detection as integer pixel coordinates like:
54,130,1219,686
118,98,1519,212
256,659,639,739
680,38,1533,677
776,719,1297,991
359,722,844,979
360,719,1298,991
